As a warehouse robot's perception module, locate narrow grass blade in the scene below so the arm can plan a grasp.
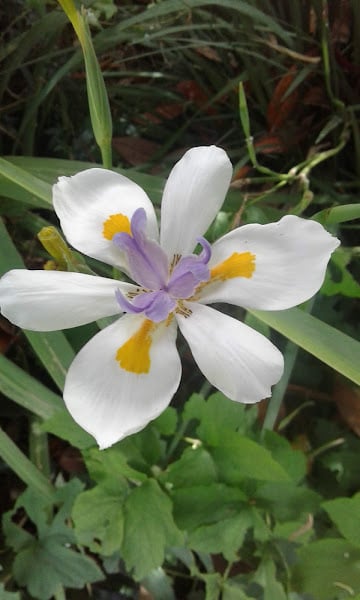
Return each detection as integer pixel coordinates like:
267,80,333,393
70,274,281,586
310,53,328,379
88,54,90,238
0,427,54,501
0,158,52,206
249,307,360,385
0,354,62,419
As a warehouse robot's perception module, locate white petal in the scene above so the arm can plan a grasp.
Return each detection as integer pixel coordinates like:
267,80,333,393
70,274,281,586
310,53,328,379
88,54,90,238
160,146,232,257
53,168,159,268
177,303,284,403
63,314,181,448
0,269,134,330
199,215,340,310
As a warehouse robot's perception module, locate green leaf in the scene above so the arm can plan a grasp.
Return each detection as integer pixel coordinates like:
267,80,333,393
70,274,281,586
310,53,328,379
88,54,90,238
253,558,287,600
211,432,290,484
122,479,183,580
13,542,102,600
292,539,360,600
152,406,178,436
188,511,253,561
72,482,127,555
163,446,218,488
254,481,321,522
172,483,247,531
3,481,103,600
322,494,360,547
183,392,257,443
250,307,360,385
83,445,148,484
263,430,306,483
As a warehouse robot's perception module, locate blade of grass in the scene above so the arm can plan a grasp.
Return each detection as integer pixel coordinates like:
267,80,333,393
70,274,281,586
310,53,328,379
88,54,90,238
249,307,360,386
0,354,61,420
0,427,54,500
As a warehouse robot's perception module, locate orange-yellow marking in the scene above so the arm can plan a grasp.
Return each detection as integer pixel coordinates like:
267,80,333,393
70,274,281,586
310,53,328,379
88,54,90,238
210,251,256,281
103,213,131,240
116,319,154,374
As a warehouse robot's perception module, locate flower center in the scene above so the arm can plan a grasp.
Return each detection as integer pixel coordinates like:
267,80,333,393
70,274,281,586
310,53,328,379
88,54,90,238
112,208,211,322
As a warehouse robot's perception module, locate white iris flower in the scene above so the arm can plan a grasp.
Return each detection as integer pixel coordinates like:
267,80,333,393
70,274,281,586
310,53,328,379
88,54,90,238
0,146,339,448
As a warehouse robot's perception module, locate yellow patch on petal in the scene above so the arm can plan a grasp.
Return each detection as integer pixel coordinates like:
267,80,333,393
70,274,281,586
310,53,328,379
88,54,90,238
116,319,154,374
210,251,256,281
103,213,131,240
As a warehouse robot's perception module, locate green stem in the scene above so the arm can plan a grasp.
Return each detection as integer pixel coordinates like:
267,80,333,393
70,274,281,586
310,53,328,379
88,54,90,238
0,427,54,501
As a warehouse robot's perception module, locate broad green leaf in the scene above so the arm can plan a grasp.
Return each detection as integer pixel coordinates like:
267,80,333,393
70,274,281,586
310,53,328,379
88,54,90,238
0,354,61,419
72,483,126,555
188,511,253,561
253,558,287,600
322,494,360,547
254,481,320,522
172,483,247,531
183,392,257,443
141,568,175,600
13,542,102,600
83,445,147,484
152,406,178,436
211,432,290,484
162,446,218,488
263,430,306,483
3,481,103,600
122,479,183,580
250,307,360,385
292,539,360,599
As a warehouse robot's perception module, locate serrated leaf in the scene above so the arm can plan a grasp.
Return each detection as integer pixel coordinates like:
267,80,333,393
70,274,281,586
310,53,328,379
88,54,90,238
3,481,102,600
253,558,287,600
172,483,247,531
211,432,289,484
163,446,218,488
183,392,257,443
292,539,360,600
255,481,320,522
122,479,182,580
322,494,360,547
13,542,103,600
72,483,127,555
263,430,306,483
189,511,253,561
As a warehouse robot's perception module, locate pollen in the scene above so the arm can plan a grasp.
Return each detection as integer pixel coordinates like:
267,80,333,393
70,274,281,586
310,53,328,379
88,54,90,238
210,251,256,281
116,319,154,374
103,213,131,240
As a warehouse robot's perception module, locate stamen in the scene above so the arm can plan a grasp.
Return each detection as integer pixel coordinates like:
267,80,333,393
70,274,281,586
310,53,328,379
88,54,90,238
116,319,154,374
103,213,131,240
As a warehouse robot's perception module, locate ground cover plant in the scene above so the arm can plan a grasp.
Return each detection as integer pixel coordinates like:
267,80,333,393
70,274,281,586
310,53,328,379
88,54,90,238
0,0,359,598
